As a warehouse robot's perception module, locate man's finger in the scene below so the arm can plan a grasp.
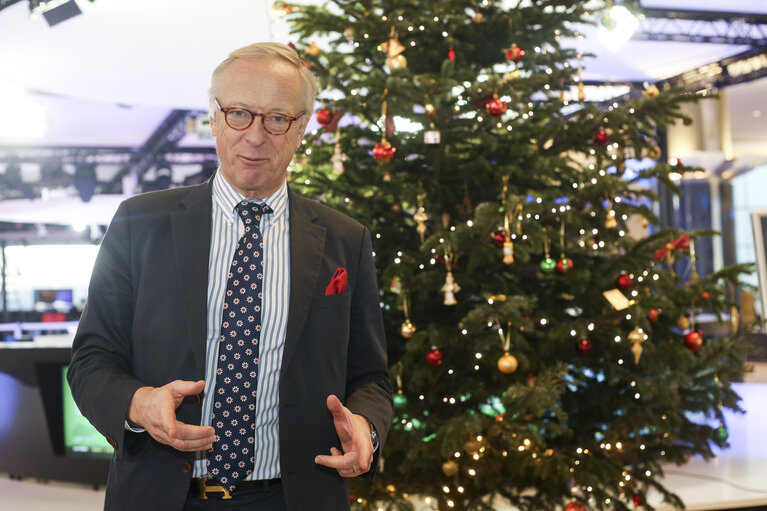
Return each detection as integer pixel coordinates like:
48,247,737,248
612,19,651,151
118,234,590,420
175,422,215,441
315,449,359,470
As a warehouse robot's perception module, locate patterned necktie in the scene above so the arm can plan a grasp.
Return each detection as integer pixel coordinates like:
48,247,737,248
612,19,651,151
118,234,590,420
208,200,272,491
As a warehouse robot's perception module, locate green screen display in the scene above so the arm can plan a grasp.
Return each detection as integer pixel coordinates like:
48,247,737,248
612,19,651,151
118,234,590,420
61,366,114,459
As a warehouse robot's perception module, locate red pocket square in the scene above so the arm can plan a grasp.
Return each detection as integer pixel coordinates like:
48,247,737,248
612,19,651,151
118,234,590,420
325,268,347,296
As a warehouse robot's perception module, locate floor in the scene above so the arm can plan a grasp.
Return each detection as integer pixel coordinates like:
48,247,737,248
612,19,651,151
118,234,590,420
2,365,767,511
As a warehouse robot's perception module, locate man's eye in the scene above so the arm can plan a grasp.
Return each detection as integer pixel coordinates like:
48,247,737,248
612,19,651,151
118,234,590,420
231,110,250,118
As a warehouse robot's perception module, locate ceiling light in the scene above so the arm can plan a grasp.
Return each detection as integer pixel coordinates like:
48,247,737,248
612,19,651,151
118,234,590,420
0,77,49,139
598,2,641,52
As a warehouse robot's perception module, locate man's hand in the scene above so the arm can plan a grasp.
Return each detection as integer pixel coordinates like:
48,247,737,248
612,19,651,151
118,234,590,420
314,395,374,478
128,380,215,452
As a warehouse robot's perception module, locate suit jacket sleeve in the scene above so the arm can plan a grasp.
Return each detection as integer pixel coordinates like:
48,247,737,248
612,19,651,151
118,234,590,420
67,200,146,457
343,226,393,472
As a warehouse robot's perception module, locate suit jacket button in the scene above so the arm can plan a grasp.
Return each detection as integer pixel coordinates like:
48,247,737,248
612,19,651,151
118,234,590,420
181,462,193,474
106,436,118,449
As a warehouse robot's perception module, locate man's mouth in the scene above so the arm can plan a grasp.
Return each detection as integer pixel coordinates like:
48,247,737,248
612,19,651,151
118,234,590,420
239,155,266,164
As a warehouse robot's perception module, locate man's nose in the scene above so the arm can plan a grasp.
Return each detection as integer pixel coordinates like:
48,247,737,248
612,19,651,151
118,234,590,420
243,117,268,145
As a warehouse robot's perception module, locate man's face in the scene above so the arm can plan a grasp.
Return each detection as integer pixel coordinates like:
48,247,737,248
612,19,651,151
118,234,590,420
211,57,308,199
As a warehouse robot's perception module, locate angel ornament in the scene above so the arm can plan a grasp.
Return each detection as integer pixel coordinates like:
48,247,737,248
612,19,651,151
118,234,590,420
441,269,460,306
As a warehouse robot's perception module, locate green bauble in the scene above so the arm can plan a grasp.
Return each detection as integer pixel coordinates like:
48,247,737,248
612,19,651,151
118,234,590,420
393,392,408,408
540,257,556,273
715,426,729,442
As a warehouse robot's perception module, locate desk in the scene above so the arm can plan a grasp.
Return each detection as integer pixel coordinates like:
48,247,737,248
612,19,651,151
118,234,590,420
0,335,109,485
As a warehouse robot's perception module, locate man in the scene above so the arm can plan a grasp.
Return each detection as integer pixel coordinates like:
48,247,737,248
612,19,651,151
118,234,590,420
67,42,393,510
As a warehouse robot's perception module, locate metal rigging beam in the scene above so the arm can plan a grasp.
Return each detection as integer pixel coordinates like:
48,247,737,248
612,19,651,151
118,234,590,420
636,8,767,46
106,109,192,191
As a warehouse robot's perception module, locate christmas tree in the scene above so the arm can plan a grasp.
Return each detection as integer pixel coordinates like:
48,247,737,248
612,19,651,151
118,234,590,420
285,1,757,509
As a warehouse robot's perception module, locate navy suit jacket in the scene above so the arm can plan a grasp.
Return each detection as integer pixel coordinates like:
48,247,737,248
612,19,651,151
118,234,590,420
68,178,393,510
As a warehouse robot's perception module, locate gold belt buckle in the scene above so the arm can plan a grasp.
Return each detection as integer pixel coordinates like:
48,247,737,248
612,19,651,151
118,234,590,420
198,479,233,500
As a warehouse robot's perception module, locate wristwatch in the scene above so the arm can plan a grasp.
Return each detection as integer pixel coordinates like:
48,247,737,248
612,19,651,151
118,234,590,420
368,419,380,452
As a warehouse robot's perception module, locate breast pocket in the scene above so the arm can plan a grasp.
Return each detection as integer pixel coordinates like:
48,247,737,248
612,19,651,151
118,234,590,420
313,291,352,310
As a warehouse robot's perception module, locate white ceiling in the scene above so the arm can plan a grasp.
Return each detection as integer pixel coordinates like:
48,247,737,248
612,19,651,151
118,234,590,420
0,0,765,149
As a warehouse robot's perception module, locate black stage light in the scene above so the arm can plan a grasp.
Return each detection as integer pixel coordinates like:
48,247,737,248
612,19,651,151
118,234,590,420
29,0,82,27
0,0,25,14
74,164,97,202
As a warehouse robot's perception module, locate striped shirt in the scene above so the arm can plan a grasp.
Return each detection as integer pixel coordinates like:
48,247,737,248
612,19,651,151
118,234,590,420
193,172,290,480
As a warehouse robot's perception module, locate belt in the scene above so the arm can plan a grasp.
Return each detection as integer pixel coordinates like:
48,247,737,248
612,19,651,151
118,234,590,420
190,477,281,500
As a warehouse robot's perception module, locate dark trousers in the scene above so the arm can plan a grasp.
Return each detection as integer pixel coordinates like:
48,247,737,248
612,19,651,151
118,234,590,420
184,482,287,511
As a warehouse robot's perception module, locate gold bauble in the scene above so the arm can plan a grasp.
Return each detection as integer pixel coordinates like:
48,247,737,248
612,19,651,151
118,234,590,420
497,352,518,374
677,315,690,331
386,54,408,71
627,326,644,344
441,460,459,477
304,41,321,57
463,439,480,455
645,143,662,160
643,84,660,98
401,319,416,339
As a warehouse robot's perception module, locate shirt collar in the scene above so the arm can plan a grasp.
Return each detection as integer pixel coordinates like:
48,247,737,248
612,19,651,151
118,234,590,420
212,171,288,221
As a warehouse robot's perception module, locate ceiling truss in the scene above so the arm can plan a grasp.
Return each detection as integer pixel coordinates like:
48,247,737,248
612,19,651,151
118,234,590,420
637,8,767,46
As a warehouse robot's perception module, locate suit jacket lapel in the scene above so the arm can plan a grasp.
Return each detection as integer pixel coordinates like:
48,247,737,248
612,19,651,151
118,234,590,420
170,181,213,376
282,189,326,377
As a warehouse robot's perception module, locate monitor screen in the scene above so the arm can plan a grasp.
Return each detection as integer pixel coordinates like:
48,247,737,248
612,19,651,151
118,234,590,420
60,366,114,459
34,289,74,313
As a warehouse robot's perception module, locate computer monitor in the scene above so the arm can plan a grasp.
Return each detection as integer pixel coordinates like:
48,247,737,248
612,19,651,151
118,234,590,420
60,366,114,459
33,289,74,313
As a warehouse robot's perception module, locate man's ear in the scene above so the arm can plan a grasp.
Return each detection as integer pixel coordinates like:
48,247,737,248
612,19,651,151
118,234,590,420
210,114,218,137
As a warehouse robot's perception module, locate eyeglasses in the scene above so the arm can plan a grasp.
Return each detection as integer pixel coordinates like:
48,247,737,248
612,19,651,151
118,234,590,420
214,98,305,135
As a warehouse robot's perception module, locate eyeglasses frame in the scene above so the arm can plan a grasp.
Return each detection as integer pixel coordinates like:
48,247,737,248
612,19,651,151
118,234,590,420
214,98,306,135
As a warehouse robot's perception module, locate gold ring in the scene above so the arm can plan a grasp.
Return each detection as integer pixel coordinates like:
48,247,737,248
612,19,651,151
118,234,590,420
352,464,359,472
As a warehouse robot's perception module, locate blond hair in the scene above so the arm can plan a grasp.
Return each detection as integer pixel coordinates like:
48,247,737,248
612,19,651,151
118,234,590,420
208,42,317,116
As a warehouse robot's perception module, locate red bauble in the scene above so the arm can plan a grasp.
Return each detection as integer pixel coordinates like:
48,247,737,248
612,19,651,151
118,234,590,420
506,45,525,62
485,97,508,118
702,291,711,299
372,141,396,162
556,257,573,273
684,330,704,352
616,273,633,290
633,493,645,506
577,339,592,355
426,348,443,366
448,45,456,61
491,229,507,248
565,502,586,511
648,309,659,323
594,128,610,146
315,107,331,126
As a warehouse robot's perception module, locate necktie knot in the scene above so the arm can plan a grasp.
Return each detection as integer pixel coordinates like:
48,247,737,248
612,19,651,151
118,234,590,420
235,201,273,224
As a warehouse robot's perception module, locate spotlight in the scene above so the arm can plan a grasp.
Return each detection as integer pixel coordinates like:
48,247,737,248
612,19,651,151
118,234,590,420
74,164,97,202
153,165,172,191
29,0,82,27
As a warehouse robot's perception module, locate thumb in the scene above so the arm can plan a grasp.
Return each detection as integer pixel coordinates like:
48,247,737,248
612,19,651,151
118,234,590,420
326,394,345,418
170,379,206,399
